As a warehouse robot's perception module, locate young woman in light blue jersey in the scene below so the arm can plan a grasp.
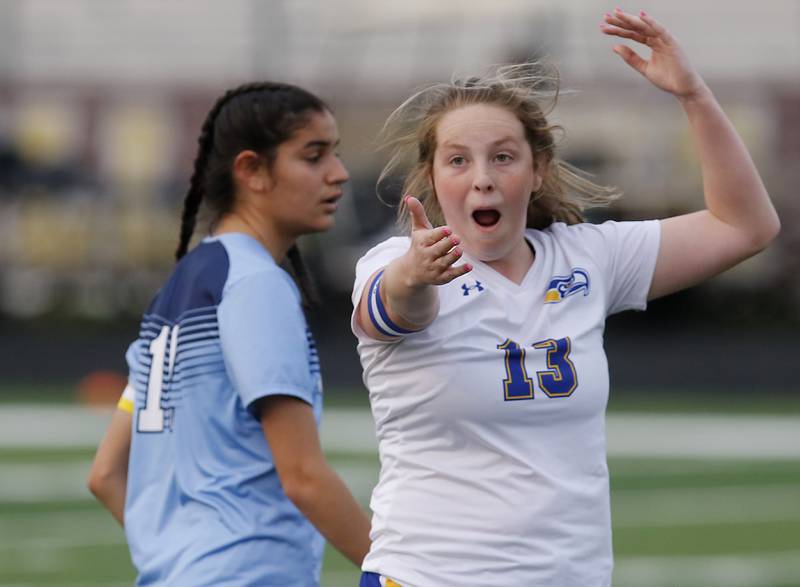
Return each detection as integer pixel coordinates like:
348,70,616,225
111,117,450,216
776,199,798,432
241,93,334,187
88,82,371,586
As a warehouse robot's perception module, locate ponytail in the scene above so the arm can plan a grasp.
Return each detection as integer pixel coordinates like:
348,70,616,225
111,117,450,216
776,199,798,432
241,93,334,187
284,244,319,310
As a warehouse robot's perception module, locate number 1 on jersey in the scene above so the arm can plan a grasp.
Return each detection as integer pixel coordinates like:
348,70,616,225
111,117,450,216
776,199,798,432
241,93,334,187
138,325,179,433
497,339,535,400
497,337,577,401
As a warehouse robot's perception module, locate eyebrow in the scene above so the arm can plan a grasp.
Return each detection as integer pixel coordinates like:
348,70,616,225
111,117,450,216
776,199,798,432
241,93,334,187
439,136,520,150
303,139,340,149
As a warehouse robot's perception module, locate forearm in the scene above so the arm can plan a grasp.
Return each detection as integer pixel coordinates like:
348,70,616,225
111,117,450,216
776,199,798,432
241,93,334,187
87,409,131,527
679,87,780,245
287,464,371,566
91,478,126,526
260,397,371,566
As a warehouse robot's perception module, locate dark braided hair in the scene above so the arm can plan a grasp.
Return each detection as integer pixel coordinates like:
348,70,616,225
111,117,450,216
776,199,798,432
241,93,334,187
176,81,328,307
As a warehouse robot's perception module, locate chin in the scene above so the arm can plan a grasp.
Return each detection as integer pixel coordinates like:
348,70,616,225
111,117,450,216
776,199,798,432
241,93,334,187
312,217,336,233
465,232,503,254
469,243,508,263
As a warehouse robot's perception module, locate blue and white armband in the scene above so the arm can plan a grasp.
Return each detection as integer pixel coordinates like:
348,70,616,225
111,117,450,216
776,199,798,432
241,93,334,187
367,270,422,338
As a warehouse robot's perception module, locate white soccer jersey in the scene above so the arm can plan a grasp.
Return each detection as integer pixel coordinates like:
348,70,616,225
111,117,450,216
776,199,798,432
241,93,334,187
351,220,661,587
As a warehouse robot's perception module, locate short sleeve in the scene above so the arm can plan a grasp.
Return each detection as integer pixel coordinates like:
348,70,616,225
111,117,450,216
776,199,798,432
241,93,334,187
350,237,411,339
119,341,141,414
217,270,313,411
117,383,135,414
595,220,661,315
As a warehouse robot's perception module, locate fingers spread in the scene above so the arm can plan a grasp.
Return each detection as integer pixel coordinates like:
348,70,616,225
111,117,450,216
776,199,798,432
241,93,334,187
439,263,473,285
436,247,463,271
418,226,453,247
639,11,670,39
611,8,651,35
601,23,648,45
430,233,459,257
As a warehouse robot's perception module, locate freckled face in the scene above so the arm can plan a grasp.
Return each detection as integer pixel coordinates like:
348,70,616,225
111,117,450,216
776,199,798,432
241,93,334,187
431,103,542,265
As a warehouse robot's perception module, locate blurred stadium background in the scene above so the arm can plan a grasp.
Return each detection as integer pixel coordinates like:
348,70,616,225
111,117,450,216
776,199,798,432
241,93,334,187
0,0,798,585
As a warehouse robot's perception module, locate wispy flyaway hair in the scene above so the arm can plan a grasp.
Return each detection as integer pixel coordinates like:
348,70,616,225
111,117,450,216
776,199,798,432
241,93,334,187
376,61,621,232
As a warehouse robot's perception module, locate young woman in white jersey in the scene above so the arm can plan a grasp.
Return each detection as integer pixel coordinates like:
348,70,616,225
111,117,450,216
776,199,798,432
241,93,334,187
88,82,371,586
352,10,779,587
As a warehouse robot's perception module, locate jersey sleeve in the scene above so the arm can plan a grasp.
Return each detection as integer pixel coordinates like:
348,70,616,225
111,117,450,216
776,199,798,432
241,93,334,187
217,270,314,411
350,236,412,340
118,340,142,414
592,220,661,315
117,383,135,414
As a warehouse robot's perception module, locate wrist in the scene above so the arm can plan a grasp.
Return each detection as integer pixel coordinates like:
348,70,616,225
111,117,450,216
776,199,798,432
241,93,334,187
677,83,714,107
392,254,427,291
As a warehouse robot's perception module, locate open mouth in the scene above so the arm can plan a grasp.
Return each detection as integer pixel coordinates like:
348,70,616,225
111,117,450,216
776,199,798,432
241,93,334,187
472,209,501,228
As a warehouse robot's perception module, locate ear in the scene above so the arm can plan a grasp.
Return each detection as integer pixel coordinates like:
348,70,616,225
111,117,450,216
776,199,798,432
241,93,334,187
531,157,545,193
232,150,271,193
532,172,544,193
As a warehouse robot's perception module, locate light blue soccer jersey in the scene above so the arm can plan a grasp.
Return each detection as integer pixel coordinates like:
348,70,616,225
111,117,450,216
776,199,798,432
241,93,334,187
124,233,324,587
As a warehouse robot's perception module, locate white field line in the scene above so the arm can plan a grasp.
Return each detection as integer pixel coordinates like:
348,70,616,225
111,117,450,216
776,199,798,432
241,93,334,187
1,529,798,587
612,483,800,527
1,406,798,459
609,459,790,476
613,550,800,587
606,413,800,460
1,459,798,531
0,462,91,502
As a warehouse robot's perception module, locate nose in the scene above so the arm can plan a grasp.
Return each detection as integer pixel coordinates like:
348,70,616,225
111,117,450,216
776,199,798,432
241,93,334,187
328,156,350,185
472,163,494,193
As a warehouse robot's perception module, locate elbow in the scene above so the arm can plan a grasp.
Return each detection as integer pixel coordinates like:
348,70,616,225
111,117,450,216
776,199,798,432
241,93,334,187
87,471,104,499
766,213,781,243
749,213,781,254
279,460,327,511
87,468,106,499
86,465,116,500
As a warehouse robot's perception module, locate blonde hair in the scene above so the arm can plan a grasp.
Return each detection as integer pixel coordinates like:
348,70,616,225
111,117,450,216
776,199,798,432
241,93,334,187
377,61,620,232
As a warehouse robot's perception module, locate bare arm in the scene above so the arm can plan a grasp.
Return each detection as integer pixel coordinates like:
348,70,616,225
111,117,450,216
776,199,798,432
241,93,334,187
87,408,132,526
259,395,372,567
602,10,780,300
356,196,472,340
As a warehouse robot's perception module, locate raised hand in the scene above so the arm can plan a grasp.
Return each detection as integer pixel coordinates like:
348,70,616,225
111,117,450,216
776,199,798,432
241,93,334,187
601,9,707,100
402,195,472,287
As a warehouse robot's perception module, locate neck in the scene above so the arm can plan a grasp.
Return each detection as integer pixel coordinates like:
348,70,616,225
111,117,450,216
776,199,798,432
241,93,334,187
214,209,293,262
482,238,534,284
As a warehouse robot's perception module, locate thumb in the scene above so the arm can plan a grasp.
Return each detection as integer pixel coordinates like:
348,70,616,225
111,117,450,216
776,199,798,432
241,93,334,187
613,44,648,76
406,196,433,231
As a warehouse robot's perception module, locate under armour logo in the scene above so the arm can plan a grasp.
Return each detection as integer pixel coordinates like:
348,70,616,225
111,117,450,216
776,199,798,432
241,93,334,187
462,281,485,296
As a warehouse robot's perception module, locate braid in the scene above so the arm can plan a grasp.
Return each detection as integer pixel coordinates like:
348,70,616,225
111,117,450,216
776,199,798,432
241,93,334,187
175,82,289,260
285,245,319,310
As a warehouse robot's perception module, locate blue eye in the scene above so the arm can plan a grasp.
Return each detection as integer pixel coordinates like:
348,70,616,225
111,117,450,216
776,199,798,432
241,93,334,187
496,153,512,163
450,156,465,166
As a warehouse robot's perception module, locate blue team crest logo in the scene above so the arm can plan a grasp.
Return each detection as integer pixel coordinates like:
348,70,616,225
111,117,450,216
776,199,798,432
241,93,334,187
544,268,590,304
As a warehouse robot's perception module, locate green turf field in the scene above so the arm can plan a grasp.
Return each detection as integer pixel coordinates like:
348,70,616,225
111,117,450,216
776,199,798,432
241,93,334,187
1,394,798,587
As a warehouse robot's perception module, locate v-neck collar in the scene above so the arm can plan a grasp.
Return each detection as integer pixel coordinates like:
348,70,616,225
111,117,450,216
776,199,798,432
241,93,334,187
461,232,544,295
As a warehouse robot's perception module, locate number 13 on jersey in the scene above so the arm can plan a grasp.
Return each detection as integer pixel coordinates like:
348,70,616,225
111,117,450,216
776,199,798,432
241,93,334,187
497,337,577,401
